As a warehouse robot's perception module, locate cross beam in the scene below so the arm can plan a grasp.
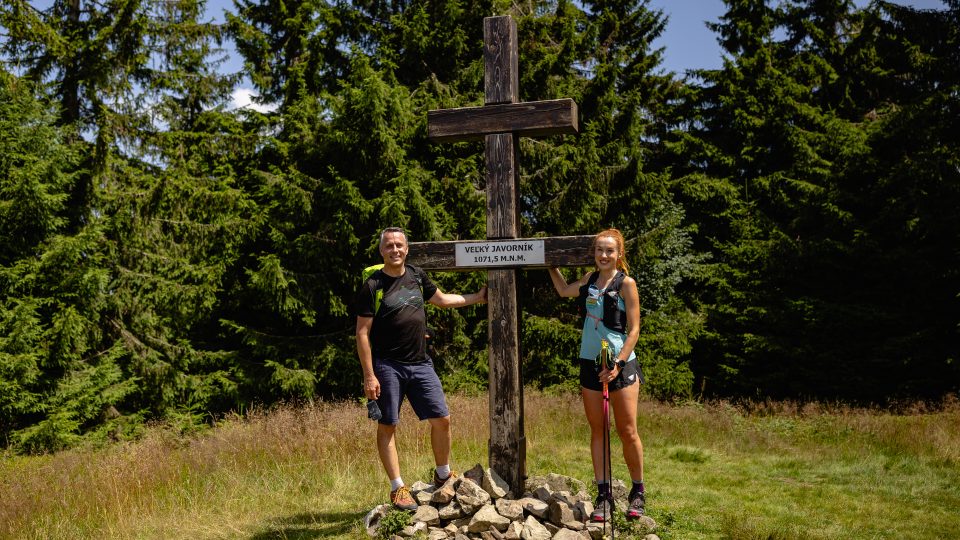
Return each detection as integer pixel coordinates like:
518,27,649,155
424,15,581,495
428,99,579,143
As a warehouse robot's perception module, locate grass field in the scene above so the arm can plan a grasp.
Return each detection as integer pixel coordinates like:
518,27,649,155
2,392,958,539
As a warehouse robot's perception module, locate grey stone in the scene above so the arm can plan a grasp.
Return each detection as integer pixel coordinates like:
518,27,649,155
503,521,524,540
363,504,391,537
573,500,593,523
443,523,459,534
495,498,524,521
635,515,658,532
457,475,492,514
532,485,553,503
459,499,482,515
551,529,583,540
438,500,465,520
454,534,470,540
464,463,485,485
517,497,549,519
547,500,575,527
451,516,472,529
520,515,552,540
432,480,458,504
442,474,462,490
483,467,511,499
480,531,497,540
584,523,604,540
643,535,661,540
410,480,434,493
458,475,493,501
428,527,449,540
610,479,628,503
544,522,561,535
467,504,511,533
400,521,427,537
415,488,435,506
412,504,441,526
550,491,580,507
525,474,587,498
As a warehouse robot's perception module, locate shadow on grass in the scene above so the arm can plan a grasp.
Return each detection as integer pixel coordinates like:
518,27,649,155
249,510,366,539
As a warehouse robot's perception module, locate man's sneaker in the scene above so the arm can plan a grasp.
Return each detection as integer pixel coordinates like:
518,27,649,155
390,486,418,511
626,489,646,520
433,469,458,488
590,495,613,522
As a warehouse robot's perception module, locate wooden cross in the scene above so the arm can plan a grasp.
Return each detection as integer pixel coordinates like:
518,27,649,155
408,15,592,495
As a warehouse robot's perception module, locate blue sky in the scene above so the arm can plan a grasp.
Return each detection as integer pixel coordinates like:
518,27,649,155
645,0,947,74
25,0,951,109
209,0,947,109
199,0,948,73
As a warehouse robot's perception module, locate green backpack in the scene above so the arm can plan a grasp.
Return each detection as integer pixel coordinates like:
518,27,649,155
362,263,386,314
361,263,425,315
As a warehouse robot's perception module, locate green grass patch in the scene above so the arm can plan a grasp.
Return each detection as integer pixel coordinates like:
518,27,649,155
667,445,712,464
1,393,958,539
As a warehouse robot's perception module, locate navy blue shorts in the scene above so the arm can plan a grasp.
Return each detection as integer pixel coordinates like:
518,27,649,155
578,358,643,392
373,357,449,425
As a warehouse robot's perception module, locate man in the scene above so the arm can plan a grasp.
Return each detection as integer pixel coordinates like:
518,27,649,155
356,227,487,510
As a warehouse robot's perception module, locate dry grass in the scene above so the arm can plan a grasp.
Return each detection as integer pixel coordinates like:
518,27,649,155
1,392,958,539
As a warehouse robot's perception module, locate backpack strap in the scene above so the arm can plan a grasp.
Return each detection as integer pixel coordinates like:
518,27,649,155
371,264,425,315
602,271,627,333
371,270,385,315
406,264,425,290
611,271,625,294
576,271,601,325
405,264,426,303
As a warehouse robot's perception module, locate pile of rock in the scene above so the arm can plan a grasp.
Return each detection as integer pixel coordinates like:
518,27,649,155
364,465,658,540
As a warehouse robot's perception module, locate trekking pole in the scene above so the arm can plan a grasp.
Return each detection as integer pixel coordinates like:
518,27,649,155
600,340,614,540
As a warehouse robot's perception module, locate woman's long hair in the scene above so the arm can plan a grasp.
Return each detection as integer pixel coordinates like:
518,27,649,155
594,228,630,275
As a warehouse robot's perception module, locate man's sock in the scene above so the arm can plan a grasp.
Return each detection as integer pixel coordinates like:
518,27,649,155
390,477,404,491
435,464,451,480
631,480,645,494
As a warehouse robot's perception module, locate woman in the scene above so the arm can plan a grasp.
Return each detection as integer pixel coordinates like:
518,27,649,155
547,228,646,522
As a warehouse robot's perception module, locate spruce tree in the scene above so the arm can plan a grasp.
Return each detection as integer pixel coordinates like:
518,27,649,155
0,72,132,452
677,0,867,397
821,0,960,398
676,0,959,400
225,1,383,400
100,0,261,416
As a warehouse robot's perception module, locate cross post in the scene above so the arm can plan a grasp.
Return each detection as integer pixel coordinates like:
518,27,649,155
416,15,587,495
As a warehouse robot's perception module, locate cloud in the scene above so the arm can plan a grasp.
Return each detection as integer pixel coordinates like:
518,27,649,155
230,88,277,113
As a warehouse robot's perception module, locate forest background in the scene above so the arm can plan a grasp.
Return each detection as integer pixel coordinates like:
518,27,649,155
0,0,957,454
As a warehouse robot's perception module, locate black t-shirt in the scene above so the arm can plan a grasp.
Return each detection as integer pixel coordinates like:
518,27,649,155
356,265,438,364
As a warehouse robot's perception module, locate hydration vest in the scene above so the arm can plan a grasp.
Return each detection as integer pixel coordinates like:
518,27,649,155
575,271,627,333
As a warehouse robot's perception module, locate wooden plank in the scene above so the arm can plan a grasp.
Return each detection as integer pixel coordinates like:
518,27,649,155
408,235,595,271
484,16,518,105
427,99,579,143
484,15,524,496
487,268,524,495
486,132,519,239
